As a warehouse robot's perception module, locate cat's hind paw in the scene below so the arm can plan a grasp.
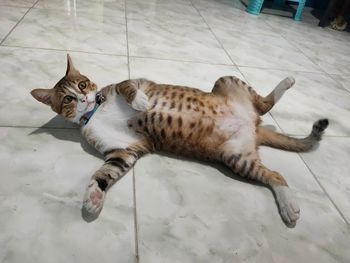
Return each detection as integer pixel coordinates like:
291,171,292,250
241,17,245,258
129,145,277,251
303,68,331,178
83,180,105,215
273,185,300,228
283,76,295,87
131,90,149,111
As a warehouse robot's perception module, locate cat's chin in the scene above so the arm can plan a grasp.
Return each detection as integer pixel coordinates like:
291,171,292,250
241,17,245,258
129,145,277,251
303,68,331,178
68,103,97,124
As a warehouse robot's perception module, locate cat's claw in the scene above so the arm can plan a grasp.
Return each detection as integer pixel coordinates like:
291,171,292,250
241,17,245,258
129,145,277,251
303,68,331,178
131,90,149,111
83,180,105,214
273,185,300,227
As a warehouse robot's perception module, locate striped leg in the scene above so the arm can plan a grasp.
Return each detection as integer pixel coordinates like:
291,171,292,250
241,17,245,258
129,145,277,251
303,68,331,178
211,76,294,116
83,145,148,215
248,77,295,115
221,151,300,227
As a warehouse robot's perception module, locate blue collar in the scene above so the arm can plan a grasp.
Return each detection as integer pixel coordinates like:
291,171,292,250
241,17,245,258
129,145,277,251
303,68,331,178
79,103,100,127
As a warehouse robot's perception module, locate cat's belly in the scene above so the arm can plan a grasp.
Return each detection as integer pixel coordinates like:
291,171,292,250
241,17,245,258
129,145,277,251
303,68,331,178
81,96,143,153
129,104,256,157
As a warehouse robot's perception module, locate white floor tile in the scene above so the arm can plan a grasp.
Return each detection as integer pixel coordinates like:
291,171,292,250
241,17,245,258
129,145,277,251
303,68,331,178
0,127,136,263
201,7,278,36
333,75,350,92
290,38,350,75
262,13,334,43
0,6,28,41
0,0,36,7
129,57,243,91
127,19,231,64
212,27,322,72
35,0,125,18
301,138,350,222
127,1,202,26
134,149,350,263
3,8,127,54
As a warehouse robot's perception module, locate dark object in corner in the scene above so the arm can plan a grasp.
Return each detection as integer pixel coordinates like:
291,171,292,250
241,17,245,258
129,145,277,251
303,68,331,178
319,0,338,26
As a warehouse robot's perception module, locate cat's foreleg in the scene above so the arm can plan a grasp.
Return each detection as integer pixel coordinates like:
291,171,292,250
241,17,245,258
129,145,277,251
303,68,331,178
83,143,151,215
99,79,152,111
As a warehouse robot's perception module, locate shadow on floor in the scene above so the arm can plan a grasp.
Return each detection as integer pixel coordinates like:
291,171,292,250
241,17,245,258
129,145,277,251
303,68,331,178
28,115,103,160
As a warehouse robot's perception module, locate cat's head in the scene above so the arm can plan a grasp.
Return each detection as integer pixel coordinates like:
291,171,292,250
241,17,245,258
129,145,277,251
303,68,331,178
31,54,98,123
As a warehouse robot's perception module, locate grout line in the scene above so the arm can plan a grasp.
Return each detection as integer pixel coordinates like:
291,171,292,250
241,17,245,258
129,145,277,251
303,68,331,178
30,6,127,21
0,0,39,46
268,113,286,133
236,64,324,74
125,2,138,261
129,55,235,67
0,4,34,8
0,44,128,57
0,4,33,8
132,168,140,263
298,153,350,225
125,0,131,79
327,74,350,96
188,0,238,68
0,46,340,78
0,125,78,129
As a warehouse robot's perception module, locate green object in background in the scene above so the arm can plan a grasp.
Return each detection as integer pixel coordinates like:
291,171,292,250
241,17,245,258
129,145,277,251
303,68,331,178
247,0,306,20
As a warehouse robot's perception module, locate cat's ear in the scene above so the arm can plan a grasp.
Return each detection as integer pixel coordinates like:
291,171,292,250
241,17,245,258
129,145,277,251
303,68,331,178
30,88,52,106
66,54,80,76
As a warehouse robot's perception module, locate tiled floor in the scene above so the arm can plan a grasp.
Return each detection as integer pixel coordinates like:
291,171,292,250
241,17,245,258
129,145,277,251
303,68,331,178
0,0,350,262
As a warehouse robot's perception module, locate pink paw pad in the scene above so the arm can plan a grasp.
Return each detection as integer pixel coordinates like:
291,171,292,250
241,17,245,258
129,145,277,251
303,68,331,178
83,180,105,214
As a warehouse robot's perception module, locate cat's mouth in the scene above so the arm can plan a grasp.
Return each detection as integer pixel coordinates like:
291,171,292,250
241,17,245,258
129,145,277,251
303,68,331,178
85,100,96,111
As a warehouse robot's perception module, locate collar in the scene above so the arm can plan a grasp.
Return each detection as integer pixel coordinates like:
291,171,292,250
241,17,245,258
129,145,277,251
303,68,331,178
79,92,102,127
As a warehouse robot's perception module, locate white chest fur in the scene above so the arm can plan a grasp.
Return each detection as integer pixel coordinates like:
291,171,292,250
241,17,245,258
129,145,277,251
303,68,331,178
81,96,142,153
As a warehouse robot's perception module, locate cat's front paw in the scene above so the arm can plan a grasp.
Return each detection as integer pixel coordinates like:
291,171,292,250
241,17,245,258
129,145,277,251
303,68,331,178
83,180,106,214
273,185,300,228
131,91,149,111
96,91,106,104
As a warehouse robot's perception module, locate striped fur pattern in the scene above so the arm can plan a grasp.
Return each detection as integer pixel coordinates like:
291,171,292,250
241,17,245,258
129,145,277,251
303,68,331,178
31,55,329,227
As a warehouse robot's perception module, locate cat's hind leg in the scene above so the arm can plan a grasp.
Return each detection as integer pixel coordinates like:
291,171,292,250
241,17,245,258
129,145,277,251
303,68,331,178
248,77,295,115
257,119,329,152
83,142,151,215
212,76,295,116
220,150,300,227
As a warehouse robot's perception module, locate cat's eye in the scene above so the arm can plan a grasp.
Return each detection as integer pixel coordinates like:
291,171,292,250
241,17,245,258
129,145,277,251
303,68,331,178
78,81,87,90
63,96,74,104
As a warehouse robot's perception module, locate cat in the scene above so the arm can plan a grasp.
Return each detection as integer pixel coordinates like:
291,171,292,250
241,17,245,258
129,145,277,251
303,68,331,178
31,54,329,228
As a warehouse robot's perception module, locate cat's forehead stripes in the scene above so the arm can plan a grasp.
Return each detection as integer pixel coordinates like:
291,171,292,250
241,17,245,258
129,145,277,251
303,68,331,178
54,75,93,95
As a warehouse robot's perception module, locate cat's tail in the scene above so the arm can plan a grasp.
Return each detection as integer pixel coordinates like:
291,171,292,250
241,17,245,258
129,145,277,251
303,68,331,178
257,119,329,152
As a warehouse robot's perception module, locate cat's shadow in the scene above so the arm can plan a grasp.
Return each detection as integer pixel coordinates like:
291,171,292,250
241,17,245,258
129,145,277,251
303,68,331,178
29,115,103,160
30,116,103,222
30,116,285,225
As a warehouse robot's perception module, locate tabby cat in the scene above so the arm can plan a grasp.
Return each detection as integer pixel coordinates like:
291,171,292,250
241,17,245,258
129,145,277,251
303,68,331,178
31,55,329,228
